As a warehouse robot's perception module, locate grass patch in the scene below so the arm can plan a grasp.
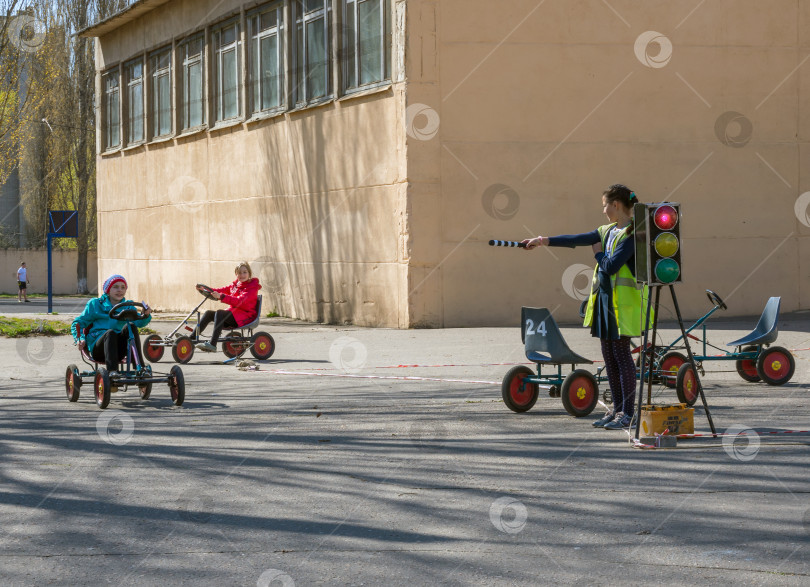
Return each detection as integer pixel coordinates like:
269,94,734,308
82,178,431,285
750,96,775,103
0,316,72,337
266,309,282,318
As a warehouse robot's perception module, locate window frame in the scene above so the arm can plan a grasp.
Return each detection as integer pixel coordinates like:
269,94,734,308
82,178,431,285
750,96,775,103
341,0,390,93
212,18,243,124
293,0,331,106
248,2,285,116
179,34,206,132
102,67,121,152
125,57,146,146
150,45,173,140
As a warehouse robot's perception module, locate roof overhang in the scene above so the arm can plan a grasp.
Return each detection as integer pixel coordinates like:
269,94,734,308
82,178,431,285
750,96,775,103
77,0,172,38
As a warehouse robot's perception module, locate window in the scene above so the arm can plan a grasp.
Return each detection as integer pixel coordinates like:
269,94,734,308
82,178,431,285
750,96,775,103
213,21,242,122
103,69,120,150
125,58,145,144
180,36,205,130
343,0,389,90
151,47,172,138
249,4,284,114
293,0,330,104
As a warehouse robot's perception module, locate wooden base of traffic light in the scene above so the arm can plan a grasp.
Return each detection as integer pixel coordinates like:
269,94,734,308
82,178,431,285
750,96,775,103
634,284,717,440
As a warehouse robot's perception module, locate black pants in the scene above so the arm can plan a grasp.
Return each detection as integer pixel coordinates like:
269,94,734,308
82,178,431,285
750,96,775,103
92,327,142,371
198,310,238,345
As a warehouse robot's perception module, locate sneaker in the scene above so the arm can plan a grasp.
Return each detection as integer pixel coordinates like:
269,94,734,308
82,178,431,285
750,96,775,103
604,412,633,430
592,411,616,428
195,341,216,352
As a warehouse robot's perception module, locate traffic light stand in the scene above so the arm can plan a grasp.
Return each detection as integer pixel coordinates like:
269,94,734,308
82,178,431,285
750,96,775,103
634,284,717,440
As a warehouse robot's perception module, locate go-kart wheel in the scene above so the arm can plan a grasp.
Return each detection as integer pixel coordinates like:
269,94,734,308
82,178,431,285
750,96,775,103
659,351,687,389
138,366,153,399
675,363,699,406
138,382,152,400
735,345,761,382
756,346,795,386
172,336,194,364
501,366,539,413
561,369,598,417
249,332,275,360
602,388,612,403
168,365,185,406
143,334,165,363
547,385,560,398
65,364,81,402
222,331,248,359
95,367,111,409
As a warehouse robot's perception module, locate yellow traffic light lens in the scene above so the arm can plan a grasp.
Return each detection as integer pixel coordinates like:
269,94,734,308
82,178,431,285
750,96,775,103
654,258,680,283
654,205,678,230
654,232,679,257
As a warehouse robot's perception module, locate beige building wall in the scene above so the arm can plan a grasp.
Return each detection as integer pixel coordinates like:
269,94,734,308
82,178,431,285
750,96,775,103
406,0,810,326
93,0,411,326
91,0,809,328
1,249,98,294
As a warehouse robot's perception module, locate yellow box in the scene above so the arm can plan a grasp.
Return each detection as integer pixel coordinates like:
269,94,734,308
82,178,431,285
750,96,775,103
640,404,694,436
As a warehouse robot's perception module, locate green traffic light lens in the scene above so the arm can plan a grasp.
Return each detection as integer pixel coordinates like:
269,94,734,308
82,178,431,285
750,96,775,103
655,258,680,283
654,232,679,257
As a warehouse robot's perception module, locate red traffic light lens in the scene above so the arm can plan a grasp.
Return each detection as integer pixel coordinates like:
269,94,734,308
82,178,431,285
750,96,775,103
654,205,678,230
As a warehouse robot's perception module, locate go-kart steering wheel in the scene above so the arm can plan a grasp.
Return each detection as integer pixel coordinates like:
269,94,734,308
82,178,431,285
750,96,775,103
196,283,217,300
705,289,727,310
109,301,149,321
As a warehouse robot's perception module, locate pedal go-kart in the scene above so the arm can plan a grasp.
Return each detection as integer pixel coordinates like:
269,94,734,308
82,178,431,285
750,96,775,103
652,291,795,406
501,306,682,416
501,307,601,417
65,302,185,409
141,284,275,364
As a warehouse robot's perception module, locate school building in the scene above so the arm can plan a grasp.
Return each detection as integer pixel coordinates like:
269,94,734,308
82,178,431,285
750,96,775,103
80,0,810,327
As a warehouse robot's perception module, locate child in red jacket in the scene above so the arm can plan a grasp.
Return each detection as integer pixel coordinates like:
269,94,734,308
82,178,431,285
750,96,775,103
195,262,261,352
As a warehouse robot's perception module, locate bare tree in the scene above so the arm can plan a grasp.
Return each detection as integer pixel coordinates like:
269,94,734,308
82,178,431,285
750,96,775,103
7,1,133,288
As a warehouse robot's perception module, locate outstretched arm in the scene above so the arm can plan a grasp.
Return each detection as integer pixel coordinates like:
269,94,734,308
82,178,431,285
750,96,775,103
522,230,601,250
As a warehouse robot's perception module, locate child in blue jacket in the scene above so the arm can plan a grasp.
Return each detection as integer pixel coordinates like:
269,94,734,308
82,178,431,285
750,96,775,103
71,275,152,372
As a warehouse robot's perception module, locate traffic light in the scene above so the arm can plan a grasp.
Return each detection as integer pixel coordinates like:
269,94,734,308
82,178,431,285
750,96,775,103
634,202,682,285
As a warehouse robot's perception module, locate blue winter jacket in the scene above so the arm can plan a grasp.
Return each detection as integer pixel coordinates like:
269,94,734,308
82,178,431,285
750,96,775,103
71,294,152,353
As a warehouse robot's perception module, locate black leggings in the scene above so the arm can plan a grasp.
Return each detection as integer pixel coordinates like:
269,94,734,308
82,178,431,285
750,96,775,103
600,337,637,417
198,310,238,345
92,328,142,371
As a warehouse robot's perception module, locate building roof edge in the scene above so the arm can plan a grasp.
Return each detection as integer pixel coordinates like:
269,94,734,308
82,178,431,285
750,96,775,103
77,0,172,38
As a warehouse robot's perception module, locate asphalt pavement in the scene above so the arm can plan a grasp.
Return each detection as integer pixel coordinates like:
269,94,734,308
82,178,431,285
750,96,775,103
1,298,809,585
0,295,94,317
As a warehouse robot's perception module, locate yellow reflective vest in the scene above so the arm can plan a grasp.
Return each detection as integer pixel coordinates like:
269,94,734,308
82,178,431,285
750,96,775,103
583,223,652,337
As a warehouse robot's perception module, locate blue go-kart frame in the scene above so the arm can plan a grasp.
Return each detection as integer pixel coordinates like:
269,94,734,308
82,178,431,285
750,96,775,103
652,290,795,406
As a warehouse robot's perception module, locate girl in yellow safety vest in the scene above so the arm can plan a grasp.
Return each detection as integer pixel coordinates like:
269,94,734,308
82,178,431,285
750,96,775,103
522,184,649,430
